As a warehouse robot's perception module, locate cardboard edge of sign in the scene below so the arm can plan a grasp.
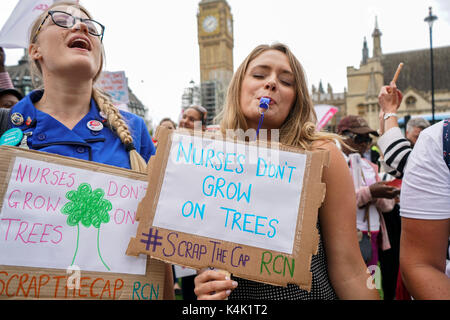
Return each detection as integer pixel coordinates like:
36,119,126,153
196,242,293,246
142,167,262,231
126,127,330,292
0,146,166,300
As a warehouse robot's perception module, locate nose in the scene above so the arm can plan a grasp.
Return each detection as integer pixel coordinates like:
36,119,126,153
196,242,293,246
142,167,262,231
72,20,89,35
264,79,276,91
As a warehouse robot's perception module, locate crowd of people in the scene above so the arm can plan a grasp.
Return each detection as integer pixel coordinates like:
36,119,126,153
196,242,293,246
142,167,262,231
0,1,448,300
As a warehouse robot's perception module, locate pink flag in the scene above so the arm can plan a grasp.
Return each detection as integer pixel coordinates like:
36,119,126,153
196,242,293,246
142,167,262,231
0,0,62,48
314,104,339,131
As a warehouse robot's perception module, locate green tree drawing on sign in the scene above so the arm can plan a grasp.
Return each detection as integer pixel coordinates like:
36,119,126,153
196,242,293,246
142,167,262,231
61,183,113,270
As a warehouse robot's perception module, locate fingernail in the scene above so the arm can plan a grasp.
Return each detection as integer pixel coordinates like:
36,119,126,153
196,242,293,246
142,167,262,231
232,281,238,288
225,276,230,280
226,290,231,296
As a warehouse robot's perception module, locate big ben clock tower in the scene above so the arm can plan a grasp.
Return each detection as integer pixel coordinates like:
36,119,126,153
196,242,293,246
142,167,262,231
197,0,234,124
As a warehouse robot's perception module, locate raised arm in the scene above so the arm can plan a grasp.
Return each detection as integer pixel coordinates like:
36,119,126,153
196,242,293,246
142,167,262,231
377,82,411,178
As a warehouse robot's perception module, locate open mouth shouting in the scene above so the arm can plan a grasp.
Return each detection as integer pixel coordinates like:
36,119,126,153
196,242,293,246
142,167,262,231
67,35,92,51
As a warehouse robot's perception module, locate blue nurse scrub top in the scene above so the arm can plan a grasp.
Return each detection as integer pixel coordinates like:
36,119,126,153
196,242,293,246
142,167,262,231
8,90,155,169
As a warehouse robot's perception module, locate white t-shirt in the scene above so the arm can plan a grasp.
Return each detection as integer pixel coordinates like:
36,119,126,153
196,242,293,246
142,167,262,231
400,121,450,277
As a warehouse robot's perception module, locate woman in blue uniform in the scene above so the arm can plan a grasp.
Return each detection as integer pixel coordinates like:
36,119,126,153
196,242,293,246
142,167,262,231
8,1,152,172
4,1,173,299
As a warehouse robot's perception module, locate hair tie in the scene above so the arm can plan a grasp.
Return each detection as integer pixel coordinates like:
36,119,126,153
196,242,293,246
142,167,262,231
125,143,136,152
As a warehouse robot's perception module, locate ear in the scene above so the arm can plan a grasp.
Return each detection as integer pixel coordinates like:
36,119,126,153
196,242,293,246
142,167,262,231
29,43,42,61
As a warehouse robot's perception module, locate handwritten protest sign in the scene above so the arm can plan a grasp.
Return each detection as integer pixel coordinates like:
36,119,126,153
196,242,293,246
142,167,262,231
0,147,165,300
127,128,329,290
96,71,130,107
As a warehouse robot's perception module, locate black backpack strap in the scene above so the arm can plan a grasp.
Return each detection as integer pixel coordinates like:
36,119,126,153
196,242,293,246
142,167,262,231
443,119,450,171
445,120,450,261
0,108,11,137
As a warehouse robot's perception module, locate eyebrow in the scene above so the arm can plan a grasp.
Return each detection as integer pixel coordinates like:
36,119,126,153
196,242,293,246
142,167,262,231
250,64,294,76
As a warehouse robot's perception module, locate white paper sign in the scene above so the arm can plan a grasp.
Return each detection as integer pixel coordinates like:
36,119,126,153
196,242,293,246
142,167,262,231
96,71,130,106
0,157,147,275
174,265,197,278
152,133,307,254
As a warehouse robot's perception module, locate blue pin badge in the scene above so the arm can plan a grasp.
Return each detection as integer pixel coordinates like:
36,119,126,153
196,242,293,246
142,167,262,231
255,97,271,140
0,128,24,146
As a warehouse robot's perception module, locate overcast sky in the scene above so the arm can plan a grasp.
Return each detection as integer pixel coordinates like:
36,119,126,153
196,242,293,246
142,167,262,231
1,0,449,126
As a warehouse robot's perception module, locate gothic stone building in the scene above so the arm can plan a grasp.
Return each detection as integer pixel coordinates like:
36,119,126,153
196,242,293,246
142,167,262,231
313,19,450,132
347,19,450,129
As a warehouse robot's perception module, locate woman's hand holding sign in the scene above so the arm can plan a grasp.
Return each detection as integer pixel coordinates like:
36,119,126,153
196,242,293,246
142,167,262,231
194,269,238,300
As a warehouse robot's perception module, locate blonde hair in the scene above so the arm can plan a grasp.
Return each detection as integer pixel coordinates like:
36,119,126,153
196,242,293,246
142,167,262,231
28,1,147,173
218,43,340,150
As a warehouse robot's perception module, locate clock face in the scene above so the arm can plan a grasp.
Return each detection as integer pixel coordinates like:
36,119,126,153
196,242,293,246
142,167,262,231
227,18,232,34
202,15,218,33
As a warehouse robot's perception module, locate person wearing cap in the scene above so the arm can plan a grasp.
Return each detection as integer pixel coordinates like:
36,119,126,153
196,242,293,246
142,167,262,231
337,115,398,269
0,88,23,109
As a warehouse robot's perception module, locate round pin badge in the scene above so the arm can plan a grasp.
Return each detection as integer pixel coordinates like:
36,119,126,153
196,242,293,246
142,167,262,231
11,112,24,126
0,128,24,146
87,120,104,132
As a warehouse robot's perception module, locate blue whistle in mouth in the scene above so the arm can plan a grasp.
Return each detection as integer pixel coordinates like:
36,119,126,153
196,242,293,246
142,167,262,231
255,97,271,140
259,97,271,111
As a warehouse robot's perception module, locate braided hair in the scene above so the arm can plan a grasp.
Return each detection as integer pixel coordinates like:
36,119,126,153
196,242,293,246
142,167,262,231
28,1,148,173
92,89,148,173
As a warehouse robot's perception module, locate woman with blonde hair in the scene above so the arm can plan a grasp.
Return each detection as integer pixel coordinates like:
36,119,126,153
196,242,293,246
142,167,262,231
194,43,380,300
14,1,148,171
6,1,174,298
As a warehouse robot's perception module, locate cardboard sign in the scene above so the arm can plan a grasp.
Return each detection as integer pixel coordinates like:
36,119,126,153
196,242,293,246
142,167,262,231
96,71,130,107
127,128,329,290
0,146,165,300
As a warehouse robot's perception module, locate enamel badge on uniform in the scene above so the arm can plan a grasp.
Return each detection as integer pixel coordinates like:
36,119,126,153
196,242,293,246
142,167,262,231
11,112,24,126
87,120,104,132
0,128,24,146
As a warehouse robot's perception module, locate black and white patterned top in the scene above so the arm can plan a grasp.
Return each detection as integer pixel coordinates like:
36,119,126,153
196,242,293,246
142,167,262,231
377,127,412,179
229,223,338,300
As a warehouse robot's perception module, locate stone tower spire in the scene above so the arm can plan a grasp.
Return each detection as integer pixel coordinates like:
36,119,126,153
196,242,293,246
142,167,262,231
318,80,324,94
372,16,382,58
362,37,369,65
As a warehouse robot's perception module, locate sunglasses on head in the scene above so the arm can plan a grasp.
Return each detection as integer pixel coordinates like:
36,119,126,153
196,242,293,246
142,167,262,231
343,131,372,144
